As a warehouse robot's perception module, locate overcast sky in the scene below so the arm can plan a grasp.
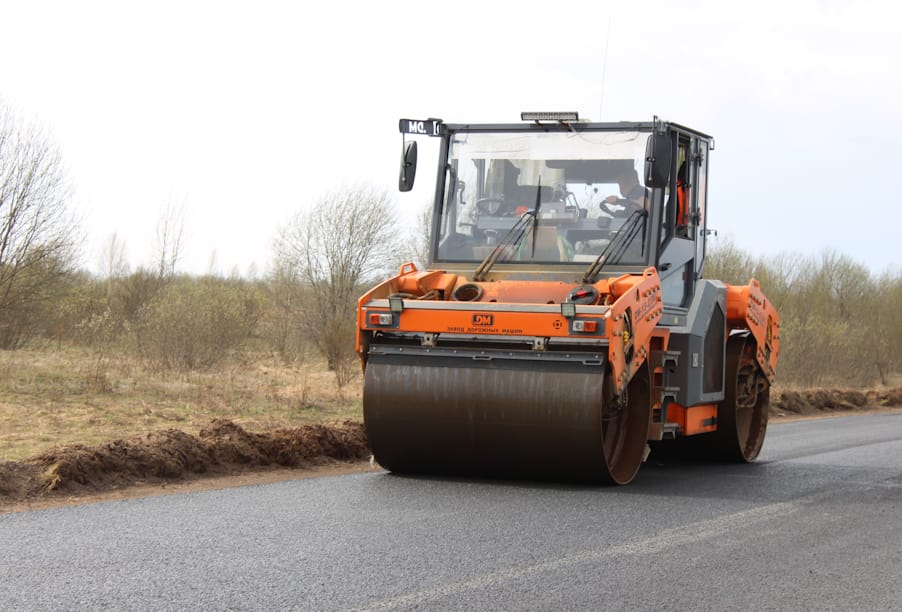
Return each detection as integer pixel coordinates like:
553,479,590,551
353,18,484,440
2,0,900,276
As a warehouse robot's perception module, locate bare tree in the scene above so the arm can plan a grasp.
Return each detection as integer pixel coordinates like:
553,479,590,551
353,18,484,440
153,194,188,280
702,235,756,285
260,257,308,363
99,231,129,280
275,184,400,386
864,271,902,385
98,231,130,308
0,101,80,347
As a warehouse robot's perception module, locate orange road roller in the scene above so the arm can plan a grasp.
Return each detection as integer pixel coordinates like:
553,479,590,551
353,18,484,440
357,113,780,484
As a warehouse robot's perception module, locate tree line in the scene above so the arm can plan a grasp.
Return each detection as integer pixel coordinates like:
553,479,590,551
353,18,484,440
1,183,411,388
704,239,901,387
2,100,900,388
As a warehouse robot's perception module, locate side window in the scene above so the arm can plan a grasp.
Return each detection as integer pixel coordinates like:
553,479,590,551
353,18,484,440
694,141,709,275
659,135,698,307
675,139,691,239
695,141,708,233
661,138,691,245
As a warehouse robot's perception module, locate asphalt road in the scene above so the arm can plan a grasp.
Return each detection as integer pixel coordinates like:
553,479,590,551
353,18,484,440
2,413,901,611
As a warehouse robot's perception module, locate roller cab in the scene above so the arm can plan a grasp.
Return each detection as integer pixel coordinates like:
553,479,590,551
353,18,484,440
358,114,780,484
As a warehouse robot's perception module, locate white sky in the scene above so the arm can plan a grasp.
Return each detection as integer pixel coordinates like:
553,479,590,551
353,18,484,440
2,0,900,276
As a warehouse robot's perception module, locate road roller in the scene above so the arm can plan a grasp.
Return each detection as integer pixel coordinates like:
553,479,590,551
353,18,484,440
357,113,780,484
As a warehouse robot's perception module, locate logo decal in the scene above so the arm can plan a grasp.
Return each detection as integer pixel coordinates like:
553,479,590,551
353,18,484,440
471,313,494,326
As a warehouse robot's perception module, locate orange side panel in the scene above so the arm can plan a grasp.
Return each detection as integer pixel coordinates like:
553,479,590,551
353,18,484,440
666,402,718,436
725,279,781,383
605,268,664,393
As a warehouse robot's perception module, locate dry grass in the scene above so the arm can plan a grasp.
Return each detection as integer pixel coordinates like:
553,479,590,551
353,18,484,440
4,346,897,464
0,347,362,462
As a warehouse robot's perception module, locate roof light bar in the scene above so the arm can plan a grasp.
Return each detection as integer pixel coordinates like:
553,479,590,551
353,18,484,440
521,112,579,122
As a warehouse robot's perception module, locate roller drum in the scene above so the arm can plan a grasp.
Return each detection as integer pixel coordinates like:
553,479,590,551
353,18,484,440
364,345,648,484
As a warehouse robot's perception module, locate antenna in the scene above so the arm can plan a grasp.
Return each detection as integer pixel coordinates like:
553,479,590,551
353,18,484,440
599,16,612,120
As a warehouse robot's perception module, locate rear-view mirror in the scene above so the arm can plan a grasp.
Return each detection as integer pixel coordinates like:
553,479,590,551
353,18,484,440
644,133,672,188
399,141,418,192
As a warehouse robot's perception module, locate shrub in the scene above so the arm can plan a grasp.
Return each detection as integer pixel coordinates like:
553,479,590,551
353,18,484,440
133,277,260,373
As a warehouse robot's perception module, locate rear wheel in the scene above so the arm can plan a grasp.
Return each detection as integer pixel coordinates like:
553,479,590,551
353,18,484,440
650,334,770,463
713,334,770,462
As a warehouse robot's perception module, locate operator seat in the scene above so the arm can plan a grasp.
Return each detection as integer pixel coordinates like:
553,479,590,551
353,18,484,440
522,226,569,261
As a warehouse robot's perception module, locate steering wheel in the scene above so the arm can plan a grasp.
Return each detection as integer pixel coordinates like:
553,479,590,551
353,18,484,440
600,199,636,218
475,198,507,216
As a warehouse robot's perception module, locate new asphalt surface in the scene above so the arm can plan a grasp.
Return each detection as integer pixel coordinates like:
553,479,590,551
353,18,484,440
2,413,901,610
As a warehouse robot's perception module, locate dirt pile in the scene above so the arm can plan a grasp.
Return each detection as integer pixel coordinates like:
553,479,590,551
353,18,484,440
0,419,369,503
772,387,902,416
2,388,900,507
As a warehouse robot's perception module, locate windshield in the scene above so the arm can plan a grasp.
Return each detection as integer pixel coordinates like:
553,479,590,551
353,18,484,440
435,129,652,266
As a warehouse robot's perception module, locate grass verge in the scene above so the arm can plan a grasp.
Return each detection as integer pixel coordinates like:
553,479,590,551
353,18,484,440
0,347,361,462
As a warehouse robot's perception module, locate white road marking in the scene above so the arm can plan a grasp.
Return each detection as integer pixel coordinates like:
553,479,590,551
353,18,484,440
349,500,800,611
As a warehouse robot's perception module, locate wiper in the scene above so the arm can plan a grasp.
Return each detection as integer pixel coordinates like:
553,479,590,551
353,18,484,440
473,179,543,281
473,210,536,281
529,179,542,257
582,209,648,284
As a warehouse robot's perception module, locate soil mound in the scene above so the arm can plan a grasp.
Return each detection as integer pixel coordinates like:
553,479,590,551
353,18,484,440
2,388,900,507
772,387,902,416
0,419,368,503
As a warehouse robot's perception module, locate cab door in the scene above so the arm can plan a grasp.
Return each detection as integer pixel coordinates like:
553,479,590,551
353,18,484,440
692,138,710,280
659,134,696,306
